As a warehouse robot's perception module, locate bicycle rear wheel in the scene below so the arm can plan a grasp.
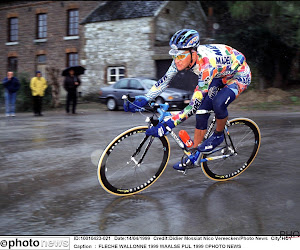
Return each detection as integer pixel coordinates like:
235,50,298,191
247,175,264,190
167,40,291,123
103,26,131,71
98,126,170,196
201,118,261,181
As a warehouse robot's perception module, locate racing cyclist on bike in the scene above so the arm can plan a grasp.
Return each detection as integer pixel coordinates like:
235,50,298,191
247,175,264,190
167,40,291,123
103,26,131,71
124,29,251,171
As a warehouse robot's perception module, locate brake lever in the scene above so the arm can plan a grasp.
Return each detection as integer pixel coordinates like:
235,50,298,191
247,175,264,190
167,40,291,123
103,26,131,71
122,94,135,103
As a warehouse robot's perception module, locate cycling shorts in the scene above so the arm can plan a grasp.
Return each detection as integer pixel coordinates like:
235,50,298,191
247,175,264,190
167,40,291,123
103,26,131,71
195,79,236,130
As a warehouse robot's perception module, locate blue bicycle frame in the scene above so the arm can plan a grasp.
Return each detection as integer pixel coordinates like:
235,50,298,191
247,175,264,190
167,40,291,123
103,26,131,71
150,102,236,170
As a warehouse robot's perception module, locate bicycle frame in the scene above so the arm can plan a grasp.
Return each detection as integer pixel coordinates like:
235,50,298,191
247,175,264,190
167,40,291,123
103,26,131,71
138,101,237,172
167,111,236,170
98,97,261,195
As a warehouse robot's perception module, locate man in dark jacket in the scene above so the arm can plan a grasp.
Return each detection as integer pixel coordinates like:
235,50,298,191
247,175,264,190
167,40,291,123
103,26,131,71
2,71,20,117
63,69,81,114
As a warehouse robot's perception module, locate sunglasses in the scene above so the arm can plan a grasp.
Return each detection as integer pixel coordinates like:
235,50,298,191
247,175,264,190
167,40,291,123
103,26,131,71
172,52,190,60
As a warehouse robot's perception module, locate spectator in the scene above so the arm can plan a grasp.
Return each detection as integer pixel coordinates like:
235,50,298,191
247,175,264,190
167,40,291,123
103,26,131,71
2,71,20,117
30,71,48,116
63,69,81,114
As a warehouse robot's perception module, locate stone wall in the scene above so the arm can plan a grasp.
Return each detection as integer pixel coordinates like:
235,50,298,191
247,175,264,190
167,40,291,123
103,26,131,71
155,1,207,47
81,17,156,94
81,1,208,95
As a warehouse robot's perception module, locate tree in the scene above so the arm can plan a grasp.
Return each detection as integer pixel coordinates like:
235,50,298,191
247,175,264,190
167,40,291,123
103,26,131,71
201,1,300,89
228,1,300,88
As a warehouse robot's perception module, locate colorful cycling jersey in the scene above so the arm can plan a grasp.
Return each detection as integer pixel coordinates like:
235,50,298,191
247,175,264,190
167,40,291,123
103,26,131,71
145,44,251,126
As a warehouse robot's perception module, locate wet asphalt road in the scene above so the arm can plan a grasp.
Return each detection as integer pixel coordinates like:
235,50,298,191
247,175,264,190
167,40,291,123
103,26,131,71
0,106,299,235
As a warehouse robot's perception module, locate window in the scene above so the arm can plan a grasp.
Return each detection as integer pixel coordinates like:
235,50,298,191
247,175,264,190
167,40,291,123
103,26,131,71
8,17,18,42
107,66,125,84
37,13,47,38
36,54,47,78
67,52,78,67
114,79,129,89
141,79,156,89
129,79,144,90
67,9,79,36
37,54,47,64
8,57,18,72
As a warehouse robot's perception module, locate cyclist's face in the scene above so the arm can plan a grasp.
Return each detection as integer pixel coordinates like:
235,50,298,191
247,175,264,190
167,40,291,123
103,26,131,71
174,51,191,71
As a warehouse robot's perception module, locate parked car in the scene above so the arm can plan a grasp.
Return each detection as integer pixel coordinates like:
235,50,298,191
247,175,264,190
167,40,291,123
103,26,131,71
99,77,193,111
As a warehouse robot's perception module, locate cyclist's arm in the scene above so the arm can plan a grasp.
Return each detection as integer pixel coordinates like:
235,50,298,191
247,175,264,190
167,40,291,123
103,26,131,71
169,85,206,126
168,61,216,126
145,61,178,100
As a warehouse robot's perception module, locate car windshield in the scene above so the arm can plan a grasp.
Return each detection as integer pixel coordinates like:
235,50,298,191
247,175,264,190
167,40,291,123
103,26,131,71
141,79,156,89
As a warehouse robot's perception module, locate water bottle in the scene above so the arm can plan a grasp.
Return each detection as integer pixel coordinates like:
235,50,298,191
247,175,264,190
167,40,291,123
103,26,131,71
179,130,194,148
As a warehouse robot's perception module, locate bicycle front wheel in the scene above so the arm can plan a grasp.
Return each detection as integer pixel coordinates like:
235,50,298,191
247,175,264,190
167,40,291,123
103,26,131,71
201,118,261,181
98,126,170,196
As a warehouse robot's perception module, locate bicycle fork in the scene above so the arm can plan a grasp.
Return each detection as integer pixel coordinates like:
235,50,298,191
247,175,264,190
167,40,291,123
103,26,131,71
129,135,154,166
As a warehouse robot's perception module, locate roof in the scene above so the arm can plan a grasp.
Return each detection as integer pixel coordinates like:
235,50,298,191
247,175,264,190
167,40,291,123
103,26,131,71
81,1,166,24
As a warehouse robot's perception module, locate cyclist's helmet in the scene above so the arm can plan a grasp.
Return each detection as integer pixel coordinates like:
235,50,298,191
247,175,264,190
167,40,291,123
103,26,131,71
169,29,200,55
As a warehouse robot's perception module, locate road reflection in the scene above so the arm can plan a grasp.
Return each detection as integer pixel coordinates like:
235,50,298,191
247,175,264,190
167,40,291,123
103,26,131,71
99,194,170,235
0,111,298,235
200,181,264,235
98,180,264,235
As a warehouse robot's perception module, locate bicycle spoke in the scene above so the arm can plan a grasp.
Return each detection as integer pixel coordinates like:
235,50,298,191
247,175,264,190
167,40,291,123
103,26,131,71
234,129,254,150
201,119,260,181
98,126,170,195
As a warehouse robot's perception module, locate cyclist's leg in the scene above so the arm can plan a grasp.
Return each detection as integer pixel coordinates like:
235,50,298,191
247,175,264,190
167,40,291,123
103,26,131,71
214,62,251,132
198,87,235,152
173,91,212,170
173,80,220,170
213,87,236,131
194,94,212,147
198,64,251,153
194,78,224,147
194,129,207,148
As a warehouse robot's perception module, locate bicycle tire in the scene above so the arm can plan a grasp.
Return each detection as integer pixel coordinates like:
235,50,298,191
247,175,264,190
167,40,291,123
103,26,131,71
98,126,170,196
201,118,261,181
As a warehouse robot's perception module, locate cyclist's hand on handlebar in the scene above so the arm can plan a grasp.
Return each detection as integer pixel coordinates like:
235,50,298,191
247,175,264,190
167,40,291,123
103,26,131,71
124,95,149,113
145,119,175,137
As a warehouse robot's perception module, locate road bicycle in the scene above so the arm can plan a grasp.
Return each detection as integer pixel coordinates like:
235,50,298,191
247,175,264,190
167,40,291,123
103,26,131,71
98,96,261,196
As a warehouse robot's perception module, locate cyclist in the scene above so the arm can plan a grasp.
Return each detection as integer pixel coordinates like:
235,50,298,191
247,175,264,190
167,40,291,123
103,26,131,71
124,29,251,171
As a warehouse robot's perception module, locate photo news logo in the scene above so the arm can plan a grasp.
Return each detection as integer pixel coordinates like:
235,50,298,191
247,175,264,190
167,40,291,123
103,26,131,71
0,237,70,250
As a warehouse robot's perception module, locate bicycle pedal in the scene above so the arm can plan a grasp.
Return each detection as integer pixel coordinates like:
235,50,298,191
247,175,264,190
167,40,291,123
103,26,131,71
177,169,188,175
176,170,186,174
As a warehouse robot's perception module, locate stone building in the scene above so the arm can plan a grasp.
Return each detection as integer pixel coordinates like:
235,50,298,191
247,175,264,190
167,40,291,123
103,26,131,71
0,1,100,92
0,1,208,98
80,1,207,94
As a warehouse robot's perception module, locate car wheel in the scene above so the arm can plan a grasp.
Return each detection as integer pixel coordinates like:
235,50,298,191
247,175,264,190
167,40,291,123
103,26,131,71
107,98,118,111
156,97,165,104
